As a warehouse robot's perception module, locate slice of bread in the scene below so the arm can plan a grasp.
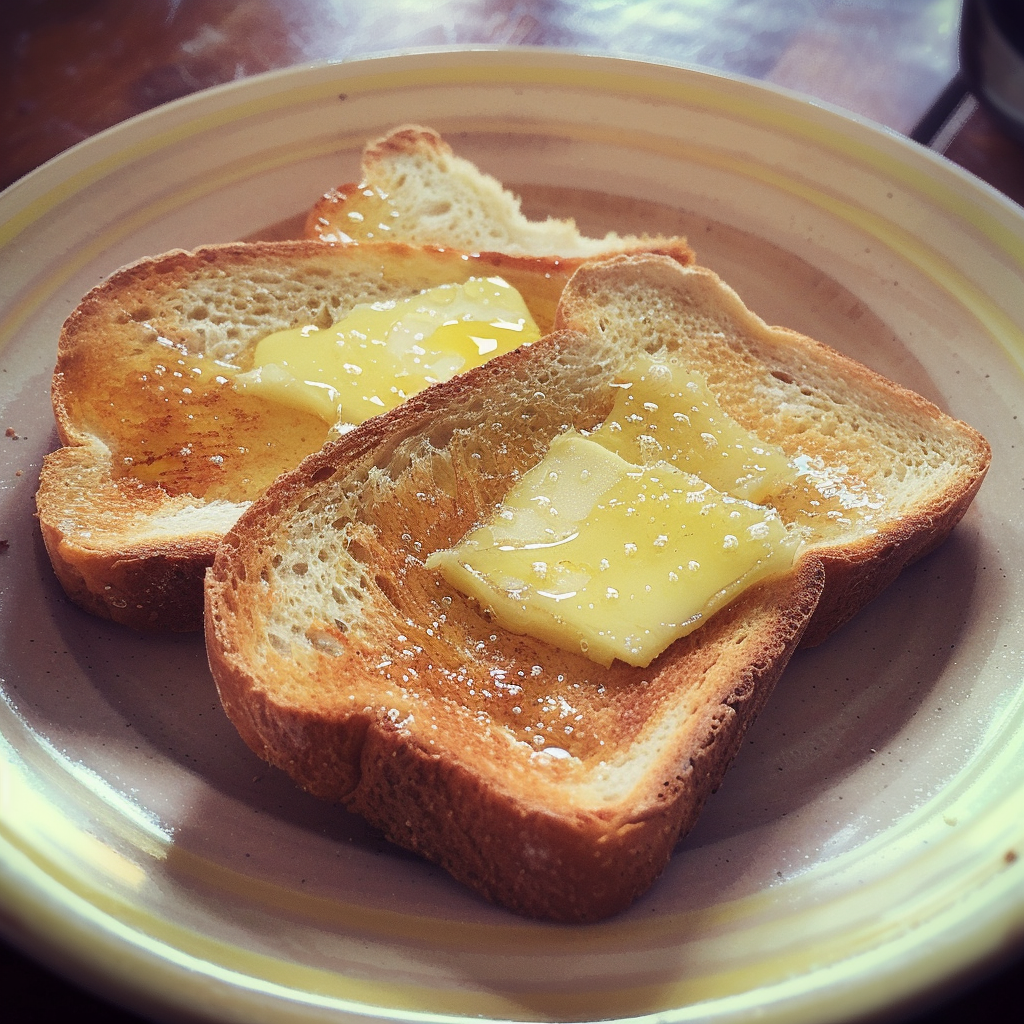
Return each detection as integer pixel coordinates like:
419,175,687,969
304,124,689,258
204,254,989,921
37,240,644,632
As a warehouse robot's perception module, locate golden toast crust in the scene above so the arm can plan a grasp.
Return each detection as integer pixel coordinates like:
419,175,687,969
204,256,989,919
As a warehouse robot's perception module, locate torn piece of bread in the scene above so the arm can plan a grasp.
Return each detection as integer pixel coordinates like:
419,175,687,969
37,240,627,632
304,124,692,260
204,255,989,921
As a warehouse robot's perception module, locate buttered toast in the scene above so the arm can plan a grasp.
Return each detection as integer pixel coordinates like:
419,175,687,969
204,255,989,921
38,240,653,632
305,123,686,257
39,121,694,632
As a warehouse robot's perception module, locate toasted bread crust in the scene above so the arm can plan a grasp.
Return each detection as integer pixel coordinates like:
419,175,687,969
211,567,823,921
318,571,821,921
37,240,619,630
37,440,226,630
205,256,988,920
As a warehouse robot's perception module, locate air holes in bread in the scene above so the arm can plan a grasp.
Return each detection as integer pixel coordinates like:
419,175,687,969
267,632,290,656
771,370,796,384
347,539,371,564
306,624,345,656
309,464,336,485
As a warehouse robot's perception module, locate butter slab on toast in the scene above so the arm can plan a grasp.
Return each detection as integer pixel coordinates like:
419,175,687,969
553,255,991,645
204,255,989,921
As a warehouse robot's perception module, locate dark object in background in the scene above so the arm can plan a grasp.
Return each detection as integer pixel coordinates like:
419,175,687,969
961,0,1024,143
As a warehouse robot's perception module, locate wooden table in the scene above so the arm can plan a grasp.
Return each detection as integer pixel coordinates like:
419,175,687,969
2,1,1022,1021
5,0,1024,202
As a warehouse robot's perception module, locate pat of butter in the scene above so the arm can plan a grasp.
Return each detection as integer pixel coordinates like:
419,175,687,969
426,432,800,668
234,277,539,425
592,355,794,503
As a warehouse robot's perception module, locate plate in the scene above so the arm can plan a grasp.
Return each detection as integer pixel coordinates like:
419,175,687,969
2,48,1024,1024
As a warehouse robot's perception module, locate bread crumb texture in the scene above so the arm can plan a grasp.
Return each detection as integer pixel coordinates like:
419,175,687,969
306,124,695,261
202,254,987,920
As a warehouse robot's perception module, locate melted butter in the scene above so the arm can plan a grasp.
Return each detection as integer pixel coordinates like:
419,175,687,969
234,277,539,425
427,431,800,668
771,451,885,540
311,184,400,243
591,355,794,503
100,337,331,502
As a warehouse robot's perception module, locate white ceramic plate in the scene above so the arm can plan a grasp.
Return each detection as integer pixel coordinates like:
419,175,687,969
2,49,1023,1024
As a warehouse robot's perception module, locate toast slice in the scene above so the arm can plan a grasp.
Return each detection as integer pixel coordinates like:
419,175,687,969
304,124,687,258
204,255,989,921
37,240,653,632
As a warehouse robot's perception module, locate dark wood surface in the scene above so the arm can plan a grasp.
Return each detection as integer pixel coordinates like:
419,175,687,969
2,1,1022,1021
5,0,1023,202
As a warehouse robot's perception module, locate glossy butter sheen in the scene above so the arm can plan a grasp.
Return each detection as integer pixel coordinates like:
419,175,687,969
428,357,802,668
234,276,540,424
592,356,793,502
